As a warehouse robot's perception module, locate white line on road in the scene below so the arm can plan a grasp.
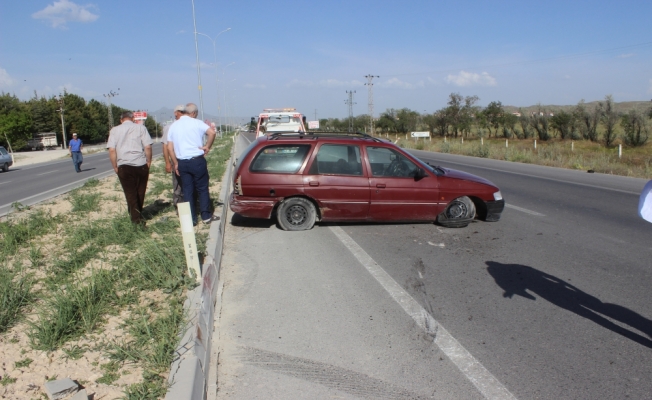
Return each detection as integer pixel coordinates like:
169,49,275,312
0,181,12,185
37,170,59,176
329,226,517,400
505,204,545,217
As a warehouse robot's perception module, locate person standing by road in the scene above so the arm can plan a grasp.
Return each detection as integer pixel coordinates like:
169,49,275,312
107,111,153,225
69,133,83,172
161,105,186,208
167,103,218,225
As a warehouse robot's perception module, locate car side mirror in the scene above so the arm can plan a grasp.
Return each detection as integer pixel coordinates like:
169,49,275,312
414,168,427,180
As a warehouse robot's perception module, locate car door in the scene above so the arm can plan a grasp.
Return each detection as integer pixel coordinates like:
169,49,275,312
365,146,441,221
303,143,370,220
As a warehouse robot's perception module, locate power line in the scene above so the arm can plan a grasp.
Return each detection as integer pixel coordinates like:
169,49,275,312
382,40,652,78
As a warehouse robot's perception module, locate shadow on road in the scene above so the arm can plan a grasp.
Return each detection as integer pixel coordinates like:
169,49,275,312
230,213,276,228
486,261,652,348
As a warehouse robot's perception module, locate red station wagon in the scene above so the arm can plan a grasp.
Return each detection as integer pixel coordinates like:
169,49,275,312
230,132,504,231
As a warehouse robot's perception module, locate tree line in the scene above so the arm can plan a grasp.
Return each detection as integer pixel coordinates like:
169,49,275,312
0,91,161,150
318,93,652,147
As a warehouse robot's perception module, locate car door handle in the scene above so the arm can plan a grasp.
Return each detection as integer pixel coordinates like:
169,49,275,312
309,181,319,186
376,183,386,188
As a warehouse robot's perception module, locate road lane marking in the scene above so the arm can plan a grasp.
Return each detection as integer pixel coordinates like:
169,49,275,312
412,152,642,195
0,181,12,185
329,226,517,400
37,170,59,176
505,204,545,217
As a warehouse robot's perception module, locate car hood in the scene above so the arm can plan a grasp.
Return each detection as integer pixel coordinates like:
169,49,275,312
442,167,498,188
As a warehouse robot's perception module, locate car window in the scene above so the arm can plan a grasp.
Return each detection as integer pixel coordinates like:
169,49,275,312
0,148,7,156
250,145,311,174
366,147,419,178
309,144,362,175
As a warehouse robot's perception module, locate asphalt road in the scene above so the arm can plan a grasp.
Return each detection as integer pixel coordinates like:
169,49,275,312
216,133,652,399
0,145,164,217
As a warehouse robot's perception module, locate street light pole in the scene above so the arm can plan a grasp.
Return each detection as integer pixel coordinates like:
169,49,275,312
56,95,67,149
197,28,231,137
190,0,204,121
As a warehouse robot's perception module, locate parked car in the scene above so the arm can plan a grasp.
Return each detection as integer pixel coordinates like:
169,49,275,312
0,146,12,172
230,132,504,230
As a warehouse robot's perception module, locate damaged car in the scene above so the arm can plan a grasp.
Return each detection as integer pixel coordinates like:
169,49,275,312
230,132,504,231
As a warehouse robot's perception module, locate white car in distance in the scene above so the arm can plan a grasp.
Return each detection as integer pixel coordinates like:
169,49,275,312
254,108,306,138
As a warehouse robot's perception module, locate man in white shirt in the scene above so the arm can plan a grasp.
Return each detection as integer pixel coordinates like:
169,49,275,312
167,103,217,225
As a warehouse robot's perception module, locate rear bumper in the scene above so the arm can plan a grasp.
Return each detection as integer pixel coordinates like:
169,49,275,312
229,192,280,219
484,199,505,222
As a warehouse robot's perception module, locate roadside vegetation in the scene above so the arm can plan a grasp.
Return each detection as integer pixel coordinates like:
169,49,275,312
0,133,233,399
314,93,652,178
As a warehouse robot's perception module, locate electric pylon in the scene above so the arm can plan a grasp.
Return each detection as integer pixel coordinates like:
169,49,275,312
103,89,119,130
364,75,379,135
345,90,356,132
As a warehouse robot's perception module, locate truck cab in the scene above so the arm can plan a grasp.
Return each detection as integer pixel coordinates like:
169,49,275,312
255,108,306,138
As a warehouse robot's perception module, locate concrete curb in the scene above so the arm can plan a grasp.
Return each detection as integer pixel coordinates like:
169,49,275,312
165,137,236,400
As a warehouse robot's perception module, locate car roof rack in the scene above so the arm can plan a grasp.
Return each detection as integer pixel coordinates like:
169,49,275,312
267,131,384,142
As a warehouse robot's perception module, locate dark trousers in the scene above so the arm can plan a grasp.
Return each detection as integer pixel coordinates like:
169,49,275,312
178,156,211,223
117,164,150,224
71,151,83,172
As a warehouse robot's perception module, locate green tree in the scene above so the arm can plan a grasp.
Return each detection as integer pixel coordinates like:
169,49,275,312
482,101,504,137
376,109,397,134
621,110,648,147
531,106,551,141
395,108,419,134
0,110,33,150
144,116,162,140
446,93,479,138
574,100,600,142
27,93,58,134
600,95,619,147
549,110,576,139
501,113,518,138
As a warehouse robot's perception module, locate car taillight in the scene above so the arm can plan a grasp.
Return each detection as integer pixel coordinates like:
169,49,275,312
234,175,243,195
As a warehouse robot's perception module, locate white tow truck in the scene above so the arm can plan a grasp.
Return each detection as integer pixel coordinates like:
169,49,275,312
254,108,306,138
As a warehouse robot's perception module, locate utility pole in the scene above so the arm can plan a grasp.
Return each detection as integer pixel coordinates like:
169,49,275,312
191,0,204,121
345,90,356,132
103,89,119,131
365,74,379,135
56,95,67,149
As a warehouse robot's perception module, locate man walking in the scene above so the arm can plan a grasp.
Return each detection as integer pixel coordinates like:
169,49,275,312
161,105,185,208
107,111,153,225
69,133,83,172
167,103,217,225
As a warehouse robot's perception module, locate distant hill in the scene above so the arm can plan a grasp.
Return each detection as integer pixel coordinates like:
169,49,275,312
503,100,652,114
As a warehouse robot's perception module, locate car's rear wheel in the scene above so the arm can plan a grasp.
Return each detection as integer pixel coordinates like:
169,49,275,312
437,196,476,228
1,163,8,172
277,198,316,231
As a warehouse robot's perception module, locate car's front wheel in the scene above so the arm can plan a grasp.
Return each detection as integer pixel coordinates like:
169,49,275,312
277,197,317,231
437,196,476,228
1,163,8,172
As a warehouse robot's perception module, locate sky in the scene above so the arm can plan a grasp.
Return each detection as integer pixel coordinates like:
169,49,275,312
1,0,651,122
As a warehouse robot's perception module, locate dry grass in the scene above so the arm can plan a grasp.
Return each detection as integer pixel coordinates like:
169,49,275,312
392,135,652,178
